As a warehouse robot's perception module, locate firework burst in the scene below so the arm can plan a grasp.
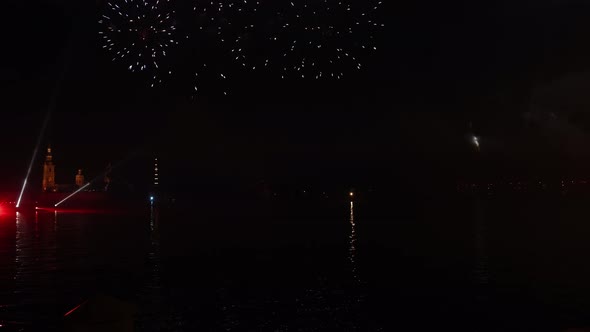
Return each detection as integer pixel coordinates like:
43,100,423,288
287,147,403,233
184,0,263,97
267,0,384,80
98,0,178,87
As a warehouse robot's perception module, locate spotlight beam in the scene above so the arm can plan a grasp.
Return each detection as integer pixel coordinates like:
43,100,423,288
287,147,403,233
55,183,91,207
15,40,71,209
16,112,51,208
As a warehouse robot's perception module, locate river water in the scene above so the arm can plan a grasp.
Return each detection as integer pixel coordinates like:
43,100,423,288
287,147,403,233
1,196,590,331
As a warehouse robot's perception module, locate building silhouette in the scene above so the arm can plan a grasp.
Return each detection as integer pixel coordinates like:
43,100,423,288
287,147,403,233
75,169,85,188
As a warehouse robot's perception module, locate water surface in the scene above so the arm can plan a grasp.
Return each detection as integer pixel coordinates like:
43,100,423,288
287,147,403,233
1,196,590,331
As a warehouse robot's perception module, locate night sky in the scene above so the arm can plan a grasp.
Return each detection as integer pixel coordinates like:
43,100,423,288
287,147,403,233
3,0,590,193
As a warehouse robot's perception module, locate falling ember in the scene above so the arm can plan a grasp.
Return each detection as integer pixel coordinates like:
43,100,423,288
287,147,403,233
266,0,383,80
186,0,262,97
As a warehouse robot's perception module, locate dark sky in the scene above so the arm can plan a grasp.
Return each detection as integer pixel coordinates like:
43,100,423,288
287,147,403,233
3,0,590,192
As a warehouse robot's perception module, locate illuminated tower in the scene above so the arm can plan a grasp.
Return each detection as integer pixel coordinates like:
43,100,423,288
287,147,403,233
42,146,57,192
153,158,159,188
75,169,85,188
150,157,159,204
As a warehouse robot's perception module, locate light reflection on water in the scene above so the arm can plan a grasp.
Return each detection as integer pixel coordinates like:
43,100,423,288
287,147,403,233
1,208,150,330
137,204,165,331
349,201,359,283
13,211,59,324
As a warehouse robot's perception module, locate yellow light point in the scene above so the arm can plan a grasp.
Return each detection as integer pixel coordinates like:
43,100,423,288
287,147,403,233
349,192,354,197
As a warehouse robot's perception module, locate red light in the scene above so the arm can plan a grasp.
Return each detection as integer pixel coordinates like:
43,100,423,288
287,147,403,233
64,301,86,317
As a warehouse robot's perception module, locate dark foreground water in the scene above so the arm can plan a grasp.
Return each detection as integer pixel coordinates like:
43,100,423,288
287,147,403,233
2,195,590,331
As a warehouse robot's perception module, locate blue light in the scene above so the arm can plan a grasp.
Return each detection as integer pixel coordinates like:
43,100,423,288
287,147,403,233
150,196,154,201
